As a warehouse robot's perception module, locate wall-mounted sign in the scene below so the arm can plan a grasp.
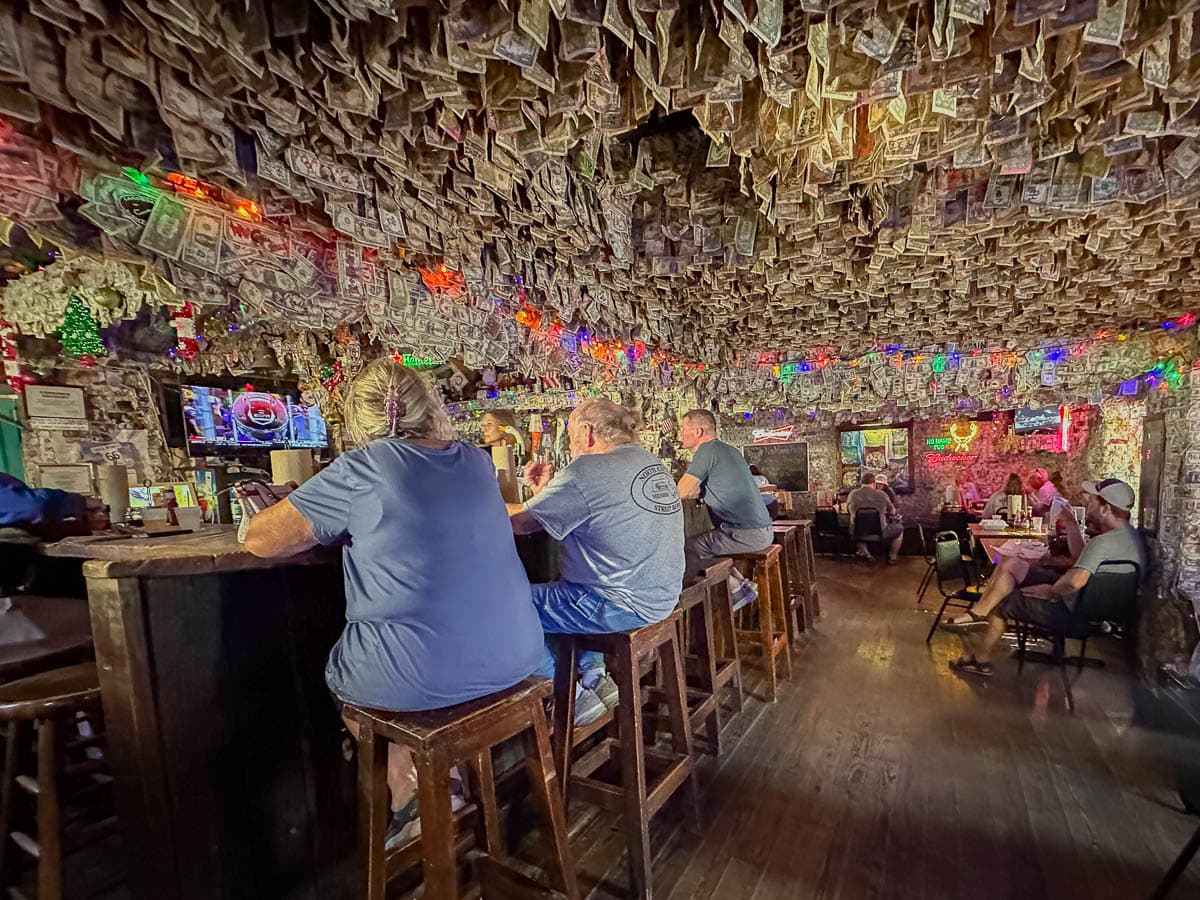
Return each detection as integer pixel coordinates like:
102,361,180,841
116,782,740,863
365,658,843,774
25,384,87,429
925,421,979,452
925,452,979,468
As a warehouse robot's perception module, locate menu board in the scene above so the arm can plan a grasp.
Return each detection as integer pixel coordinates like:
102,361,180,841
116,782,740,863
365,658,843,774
743,442,810,492
838,424,913,492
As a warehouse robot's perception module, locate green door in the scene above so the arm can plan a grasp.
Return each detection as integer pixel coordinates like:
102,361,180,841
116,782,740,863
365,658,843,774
0,396,23,481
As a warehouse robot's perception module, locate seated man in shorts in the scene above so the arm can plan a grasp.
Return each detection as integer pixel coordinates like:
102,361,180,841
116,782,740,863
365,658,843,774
946,479,1145,677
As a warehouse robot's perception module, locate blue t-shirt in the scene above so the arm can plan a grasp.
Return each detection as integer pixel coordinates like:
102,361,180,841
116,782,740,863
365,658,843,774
0,473,85,527
524,443,684,621
289,439,544,711
685,439,772,529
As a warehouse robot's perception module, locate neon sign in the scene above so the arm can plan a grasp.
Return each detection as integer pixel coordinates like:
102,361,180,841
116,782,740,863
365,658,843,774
926,452,978,468
925,421,979,452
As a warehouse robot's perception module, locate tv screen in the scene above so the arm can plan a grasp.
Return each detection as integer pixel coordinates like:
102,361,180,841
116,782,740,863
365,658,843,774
1014,406,1061,435
181,386,327,455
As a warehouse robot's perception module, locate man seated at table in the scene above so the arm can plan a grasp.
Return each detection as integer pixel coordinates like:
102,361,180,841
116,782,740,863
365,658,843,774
675,409,774,576
509,399,684,725
847,472,903,564
1027,467,1062,516
945,479,1145,677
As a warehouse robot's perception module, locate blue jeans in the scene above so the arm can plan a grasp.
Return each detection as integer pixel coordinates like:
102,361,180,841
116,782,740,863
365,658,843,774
530,581,653,682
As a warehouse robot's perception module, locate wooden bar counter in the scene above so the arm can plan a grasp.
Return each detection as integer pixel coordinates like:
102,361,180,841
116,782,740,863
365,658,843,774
42,525,560,900
46,527,355,900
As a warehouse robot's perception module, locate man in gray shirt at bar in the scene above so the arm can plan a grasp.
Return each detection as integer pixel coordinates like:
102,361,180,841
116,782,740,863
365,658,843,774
676,409,773,574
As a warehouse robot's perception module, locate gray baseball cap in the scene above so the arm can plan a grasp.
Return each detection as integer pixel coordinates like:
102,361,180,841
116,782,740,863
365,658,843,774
1081,478,1135,512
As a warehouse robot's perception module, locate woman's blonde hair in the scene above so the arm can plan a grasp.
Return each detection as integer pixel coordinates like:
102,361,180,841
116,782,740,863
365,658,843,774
342,359,455,446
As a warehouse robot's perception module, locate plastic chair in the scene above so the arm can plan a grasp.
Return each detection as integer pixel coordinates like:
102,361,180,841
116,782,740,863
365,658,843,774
925,531,981,643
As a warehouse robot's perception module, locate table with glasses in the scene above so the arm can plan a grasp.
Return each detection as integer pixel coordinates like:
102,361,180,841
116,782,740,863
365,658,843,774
967,522,1050,563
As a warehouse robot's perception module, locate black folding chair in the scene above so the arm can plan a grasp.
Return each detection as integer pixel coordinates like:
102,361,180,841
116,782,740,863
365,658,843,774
852,508,884,561
915,523,935,607
813,508,851,556
926,530,981,643
1012,559,1141,712
939,509,971,555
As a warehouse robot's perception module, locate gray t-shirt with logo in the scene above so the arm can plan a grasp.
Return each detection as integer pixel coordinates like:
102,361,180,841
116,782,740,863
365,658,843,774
526,443,685,620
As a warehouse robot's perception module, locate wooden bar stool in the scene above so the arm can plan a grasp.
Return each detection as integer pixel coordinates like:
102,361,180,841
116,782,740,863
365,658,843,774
551,611,698,900
725,545,792,702
344,676,578,900
777,519,821,618
0,662,108,900
695,559,744,720
771,524,809,644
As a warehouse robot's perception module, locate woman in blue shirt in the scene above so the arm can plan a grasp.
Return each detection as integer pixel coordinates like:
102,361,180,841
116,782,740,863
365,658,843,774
246,359,544,844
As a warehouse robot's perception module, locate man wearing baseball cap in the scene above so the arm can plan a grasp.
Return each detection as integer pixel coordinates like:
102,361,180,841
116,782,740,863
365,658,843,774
947,477,1145,677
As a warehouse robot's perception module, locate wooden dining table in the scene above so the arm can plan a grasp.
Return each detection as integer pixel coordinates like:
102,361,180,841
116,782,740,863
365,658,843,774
967,522,1050,563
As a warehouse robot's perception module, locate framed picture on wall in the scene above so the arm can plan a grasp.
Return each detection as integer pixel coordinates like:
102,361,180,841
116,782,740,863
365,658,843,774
837,421,914,493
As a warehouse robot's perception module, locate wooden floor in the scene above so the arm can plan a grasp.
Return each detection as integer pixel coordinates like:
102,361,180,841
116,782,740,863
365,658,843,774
558,556,1200,900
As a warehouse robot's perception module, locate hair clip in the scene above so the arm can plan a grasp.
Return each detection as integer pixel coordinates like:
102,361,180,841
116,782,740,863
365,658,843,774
384,384,407,436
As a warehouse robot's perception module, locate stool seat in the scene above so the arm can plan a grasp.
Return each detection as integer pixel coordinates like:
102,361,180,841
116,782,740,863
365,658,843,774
724,545,780,563
348,677,550,746
0,662,100,721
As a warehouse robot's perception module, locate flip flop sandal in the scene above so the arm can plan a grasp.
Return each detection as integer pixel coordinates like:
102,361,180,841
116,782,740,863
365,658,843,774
940,610,990,631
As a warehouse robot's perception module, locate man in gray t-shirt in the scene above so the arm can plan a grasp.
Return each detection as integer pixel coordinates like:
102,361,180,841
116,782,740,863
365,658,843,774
846,472,903,562
510,399,684,723
946,477,1146,678
676,409,773,574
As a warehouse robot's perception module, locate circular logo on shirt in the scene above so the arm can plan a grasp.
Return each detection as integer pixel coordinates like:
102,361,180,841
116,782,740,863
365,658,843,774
631,465,682,515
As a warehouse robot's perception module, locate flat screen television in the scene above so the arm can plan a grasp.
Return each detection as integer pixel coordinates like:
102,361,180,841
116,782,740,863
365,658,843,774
181,385,328,455
1013,405,1061,435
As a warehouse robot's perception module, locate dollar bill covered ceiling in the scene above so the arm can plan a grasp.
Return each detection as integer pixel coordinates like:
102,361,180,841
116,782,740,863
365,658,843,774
0,0,1198,413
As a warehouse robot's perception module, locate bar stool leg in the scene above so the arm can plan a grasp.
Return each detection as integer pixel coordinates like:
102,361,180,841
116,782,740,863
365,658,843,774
754,561,778,702
551,638,578,807
415,750,458,900
712,583,744,713
0,720,27,888
771,559,793,680
36,719,62,900
804,529,821,617
611,645,652,900
469,748,502,855
699,595,721,755
523,707,580,899
356,720,389,900
660,634,701,832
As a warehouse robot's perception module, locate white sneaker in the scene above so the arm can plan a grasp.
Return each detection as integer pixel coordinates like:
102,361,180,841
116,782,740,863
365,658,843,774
574,686,607,726
593,674,620,709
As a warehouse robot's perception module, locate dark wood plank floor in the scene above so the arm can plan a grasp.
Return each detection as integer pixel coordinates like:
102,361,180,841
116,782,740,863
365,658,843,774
561,557,1200,900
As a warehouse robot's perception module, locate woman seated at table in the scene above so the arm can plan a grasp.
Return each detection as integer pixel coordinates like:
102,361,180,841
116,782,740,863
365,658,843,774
955,470,981,509
245,359,544,847
981,473,1024,518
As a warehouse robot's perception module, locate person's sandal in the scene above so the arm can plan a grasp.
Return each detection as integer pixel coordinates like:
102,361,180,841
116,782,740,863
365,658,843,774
940,610,990,632
950,656,993,677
